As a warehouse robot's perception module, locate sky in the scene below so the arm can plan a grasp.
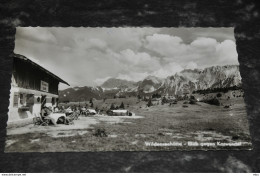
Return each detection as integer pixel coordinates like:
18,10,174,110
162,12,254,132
14,27,238,90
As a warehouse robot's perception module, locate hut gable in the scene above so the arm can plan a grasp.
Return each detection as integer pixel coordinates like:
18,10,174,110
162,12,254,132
12,53,69,95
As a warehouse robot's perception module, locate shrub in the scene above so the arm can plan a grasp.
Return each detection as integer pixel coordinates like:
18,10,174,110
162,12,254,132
202,98,220,106
157,132,165,136
147,99,153,107
189,99,197,104
216,93,222,97
93,128,107,137
162,96,167,104
190,95,196,100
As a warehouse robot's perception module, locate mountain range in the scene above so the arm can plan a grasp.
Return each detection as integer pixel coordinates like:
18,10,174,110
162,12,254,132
59,65,242,102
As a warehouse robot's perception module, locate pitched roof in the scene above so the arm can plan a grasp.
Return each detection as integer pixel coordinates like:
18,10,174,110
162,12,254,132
13,53,70,86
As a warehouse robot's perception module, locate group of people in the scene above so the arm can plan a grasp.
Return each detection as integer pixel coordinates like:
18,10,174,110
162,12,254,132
40,105,80,126
41,106,57,126
63,105,97,116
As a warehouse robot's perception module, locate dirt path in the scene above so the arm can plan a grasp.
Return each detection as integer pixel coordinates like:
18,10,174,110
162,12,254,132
7,115,144,136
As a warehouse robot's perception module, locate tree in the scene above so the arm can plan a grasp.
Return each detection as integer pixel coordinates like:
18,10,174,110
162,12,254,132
90,102,94,108
89,98,93,104
110,103,115,110
147,99,153,107
152,93,161,98
119,102,125,109
162,96,167,104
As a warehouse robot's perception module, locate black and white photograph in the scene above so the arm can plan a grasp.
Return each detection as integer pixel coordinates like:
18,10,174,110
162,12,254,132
5,27,252,152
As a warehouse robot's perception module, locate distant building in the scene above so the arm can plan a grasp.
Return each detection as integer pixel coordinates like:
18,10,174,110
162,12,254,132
165,94,176,100
86,109,97,115
110,110,135,116
8,53,69,124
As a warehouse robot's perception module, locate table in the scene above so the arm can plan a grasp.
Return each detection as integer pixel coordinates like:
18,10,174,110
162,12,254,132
49,113,66,123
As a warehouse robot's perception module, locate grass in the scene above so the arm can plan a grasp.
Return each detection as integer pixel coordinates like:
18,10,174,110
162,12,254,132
5,90,252,152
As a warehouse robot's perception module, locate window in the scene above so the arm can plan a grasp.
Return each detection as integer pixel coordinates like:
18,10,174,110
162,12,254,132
20,94,24,105
13,92,19,107
26,94,34,104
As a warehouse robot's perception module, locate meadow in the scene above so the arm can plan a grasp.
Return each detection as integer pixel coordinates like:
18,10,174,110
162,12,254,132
5,90,252,152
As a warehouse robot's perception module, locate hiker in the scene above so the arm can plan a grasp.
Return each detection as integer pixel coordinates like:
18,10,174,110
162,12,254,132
41,106,57,126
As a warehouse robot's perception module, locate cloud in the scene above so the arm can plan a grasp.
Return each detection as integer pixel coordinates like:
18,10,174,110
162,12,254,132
116,72,149,82
74,37,107,50
216,40,238,64
185,61,198,70
70,27,160,53
145,34,187,57
190,37,217,48
16,27,57,44
62,46,72,51
145,34,238,68
151,62,183,78
94,76,112,85
14,27,238,89
117,49,161,72
88,38,107,49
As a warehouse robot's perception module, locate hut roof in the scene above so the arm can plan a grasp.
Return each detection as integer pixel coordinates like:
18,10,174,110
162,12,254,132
13,53,70,86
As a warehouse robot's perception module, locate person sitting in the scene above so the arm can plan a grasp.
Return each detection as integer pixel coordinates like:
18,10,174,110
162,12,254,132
41,106,57,126
53,106,60,113
75,107,81,117
65,106,73,116
60,106,66,113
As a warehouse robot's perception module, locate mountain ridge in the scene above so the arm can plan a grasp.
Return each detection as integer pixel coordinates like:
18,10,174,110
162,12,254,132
59,65,241,102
